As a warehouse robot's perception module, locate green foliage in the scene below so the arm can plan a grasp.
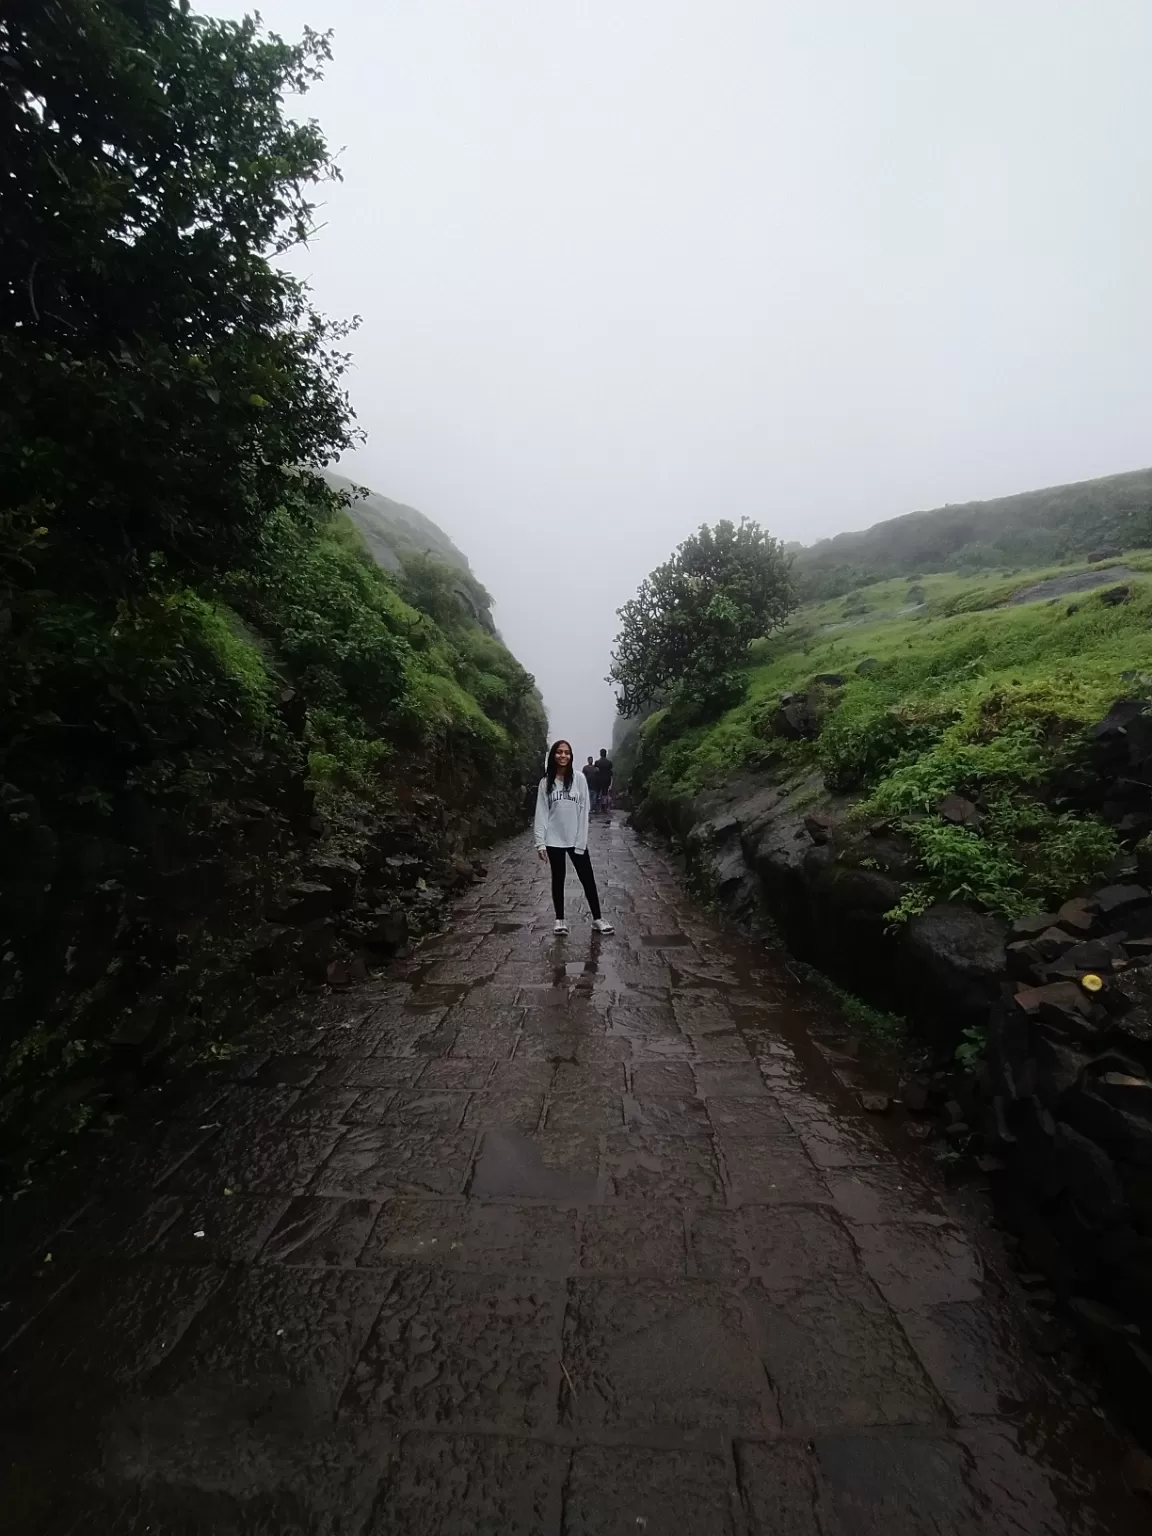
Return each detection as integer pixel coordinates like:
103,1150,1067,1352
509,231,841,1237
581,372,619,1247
632,553,1149,918
2,0,358,585
955,1025,988,1073
609,519,796,716
0,2,547,1177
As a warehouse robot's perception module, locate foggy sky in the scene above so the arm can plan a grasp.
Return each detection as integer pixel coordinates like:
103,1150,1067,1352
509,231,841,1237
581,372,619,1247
205,0,1152,755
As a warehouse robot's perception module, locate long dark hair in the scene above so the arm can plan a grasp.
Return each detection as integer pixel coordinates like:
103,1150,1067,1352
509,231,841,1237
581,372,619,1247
545,739,574,795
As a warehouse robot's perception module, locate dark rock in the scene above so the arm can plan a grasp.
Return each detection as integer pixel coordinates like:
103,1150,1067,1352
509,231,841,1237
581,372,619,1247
772,694,821,740
1033,926,1080,961
1051,1124,1125,1225
1032,1035,1088,1108
1005,940,1043,981
803,812,835,846
1056,897,1097,936
326,955,368,990
1010,912,1059,941
938,794,982,828
249,921,301,976
1014,1096,1057,1188
1101,585,1133,606
1048,938,1121,976
1090,699,1148,745
900,1077,932,1114
902,904,1007,1036
1065,1088,1152,1168
1033,1002,1100,1047
1090,883,1151,918
855,657,879,675
812,672,845,687
858,1091,891,1114
1068,1298,1152,1435
304,855,362,908
363,905,409,954
268,881,335,925
1014,981,1092,1018
1094,1071,1152,1115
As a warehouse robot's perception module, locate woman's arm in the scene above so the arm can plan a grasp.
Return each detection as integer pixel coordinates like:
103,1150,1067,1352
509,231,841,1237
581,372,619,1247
575,772,589,854
534,779,549,849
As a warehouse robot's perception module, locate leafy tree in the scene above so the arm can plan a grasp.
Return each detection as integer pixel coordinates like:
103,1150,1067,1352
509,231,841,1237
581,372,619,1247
0,0,357,586
609,519,796,716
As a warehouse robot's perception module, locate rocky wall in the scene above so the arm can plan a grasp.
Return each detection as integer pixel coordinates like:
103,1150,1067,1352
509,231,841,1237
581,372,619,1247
635,695,1152,1435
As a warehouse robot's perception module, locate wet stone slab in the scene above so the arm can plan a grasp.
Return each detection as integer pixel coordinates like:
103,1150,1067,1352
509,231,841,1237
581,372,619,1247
564,1444,743,1535
2,820,1146,1535
562,1277,778,1434
367,1432,565,1536
341,1268,565,1431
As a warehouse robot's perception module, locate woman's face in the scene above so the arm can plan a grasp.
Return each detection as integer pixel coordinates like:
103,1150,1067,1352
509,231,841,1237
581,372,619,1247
554,742,572,769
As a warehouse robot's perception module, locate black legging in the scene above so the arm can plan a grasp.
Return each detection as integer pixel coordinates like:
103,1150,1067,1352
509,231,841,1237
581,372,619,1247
546,846,602,920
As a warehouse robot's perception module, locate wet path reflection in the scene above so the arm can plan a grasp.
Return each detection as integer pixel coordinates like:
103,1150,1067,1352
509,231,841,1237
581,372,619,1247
0,817,1146,1532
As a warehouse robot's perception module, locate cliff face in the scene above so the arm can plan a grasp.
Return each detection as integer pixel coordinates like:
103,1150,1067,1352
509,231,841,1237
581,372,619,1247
0,474,545,1184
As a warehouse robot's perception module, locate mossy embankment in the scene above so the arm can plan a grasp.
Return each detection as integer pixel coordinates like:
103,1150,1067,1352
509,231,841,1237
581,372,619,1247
624,553,1152,1042
0,476,545,1183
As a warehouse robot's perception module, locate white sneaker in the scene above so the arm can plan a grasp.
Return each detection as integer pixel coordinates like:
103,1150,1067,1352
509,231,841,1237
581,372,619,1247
554,919,569,935
592,918,615,934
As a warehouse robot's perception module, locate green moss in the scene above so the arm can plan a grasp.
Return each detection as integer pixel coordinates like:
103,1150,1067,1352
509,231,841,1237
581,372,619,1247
636,555,1152,918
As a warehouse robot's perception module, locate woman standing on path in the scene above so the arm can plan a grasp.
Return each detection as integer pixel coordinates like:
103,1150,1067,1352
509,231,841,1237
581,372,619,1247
534,739,614,936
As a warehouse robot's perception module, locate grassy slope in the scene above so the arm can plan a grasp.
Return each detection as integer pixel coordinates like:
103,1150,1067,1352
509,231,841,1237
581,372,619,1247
637,554,1152,918
795,466,1152,599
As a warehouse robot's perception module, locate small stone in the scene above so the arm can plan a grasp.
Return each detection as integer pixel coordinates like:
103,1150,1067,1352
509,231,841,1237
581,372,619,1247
858,1091,891,1114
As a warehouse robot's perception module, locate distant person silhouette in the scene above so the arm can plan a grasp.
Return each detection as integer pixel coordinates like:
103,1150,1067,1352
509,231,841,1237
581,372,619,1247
596,747,614,813
582,755,597,804
534,739,614,936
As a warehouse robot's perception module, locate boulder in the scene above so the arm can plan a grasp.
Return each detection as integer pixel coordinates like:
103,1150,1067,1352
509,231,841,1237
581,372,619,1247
1051,1124,1125,1225
268,881,335,925
1056,897,1097,936
1032,1035,1088,1108
303,854,362,908
812,672,845,687
1010,912,1059,941
772,694,821,740
1091,884,1151,919
1065,1086,1152,1168
1034,926,1080,961
363,905,409,954
803,812,836,846
901,904,1007,1041
855,657,879,675
1013,981,1092,1018
1101,585,1133,606
859,1091,891,1114
938,794,982,828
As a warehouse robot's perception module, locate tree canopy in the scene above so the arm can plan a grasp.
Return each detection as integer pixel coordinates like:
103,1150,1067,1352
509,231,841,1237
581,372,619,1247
1,0,357,587
609,519,796,716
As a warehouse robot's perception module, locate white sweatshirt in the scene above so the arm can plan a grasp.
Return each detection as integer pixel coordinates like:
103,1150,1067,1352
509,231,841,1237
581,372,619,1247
534,771,589,853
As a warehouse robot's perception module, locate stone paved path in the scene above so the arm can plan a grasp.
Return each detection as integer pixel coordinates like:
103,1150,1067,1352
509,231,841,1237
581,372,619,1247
1,819,1146,1533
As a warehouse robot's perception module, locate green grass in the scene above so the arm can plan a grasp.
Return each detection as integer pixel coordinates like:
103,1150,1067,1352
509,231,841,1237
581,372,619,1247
635,554,1152,918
